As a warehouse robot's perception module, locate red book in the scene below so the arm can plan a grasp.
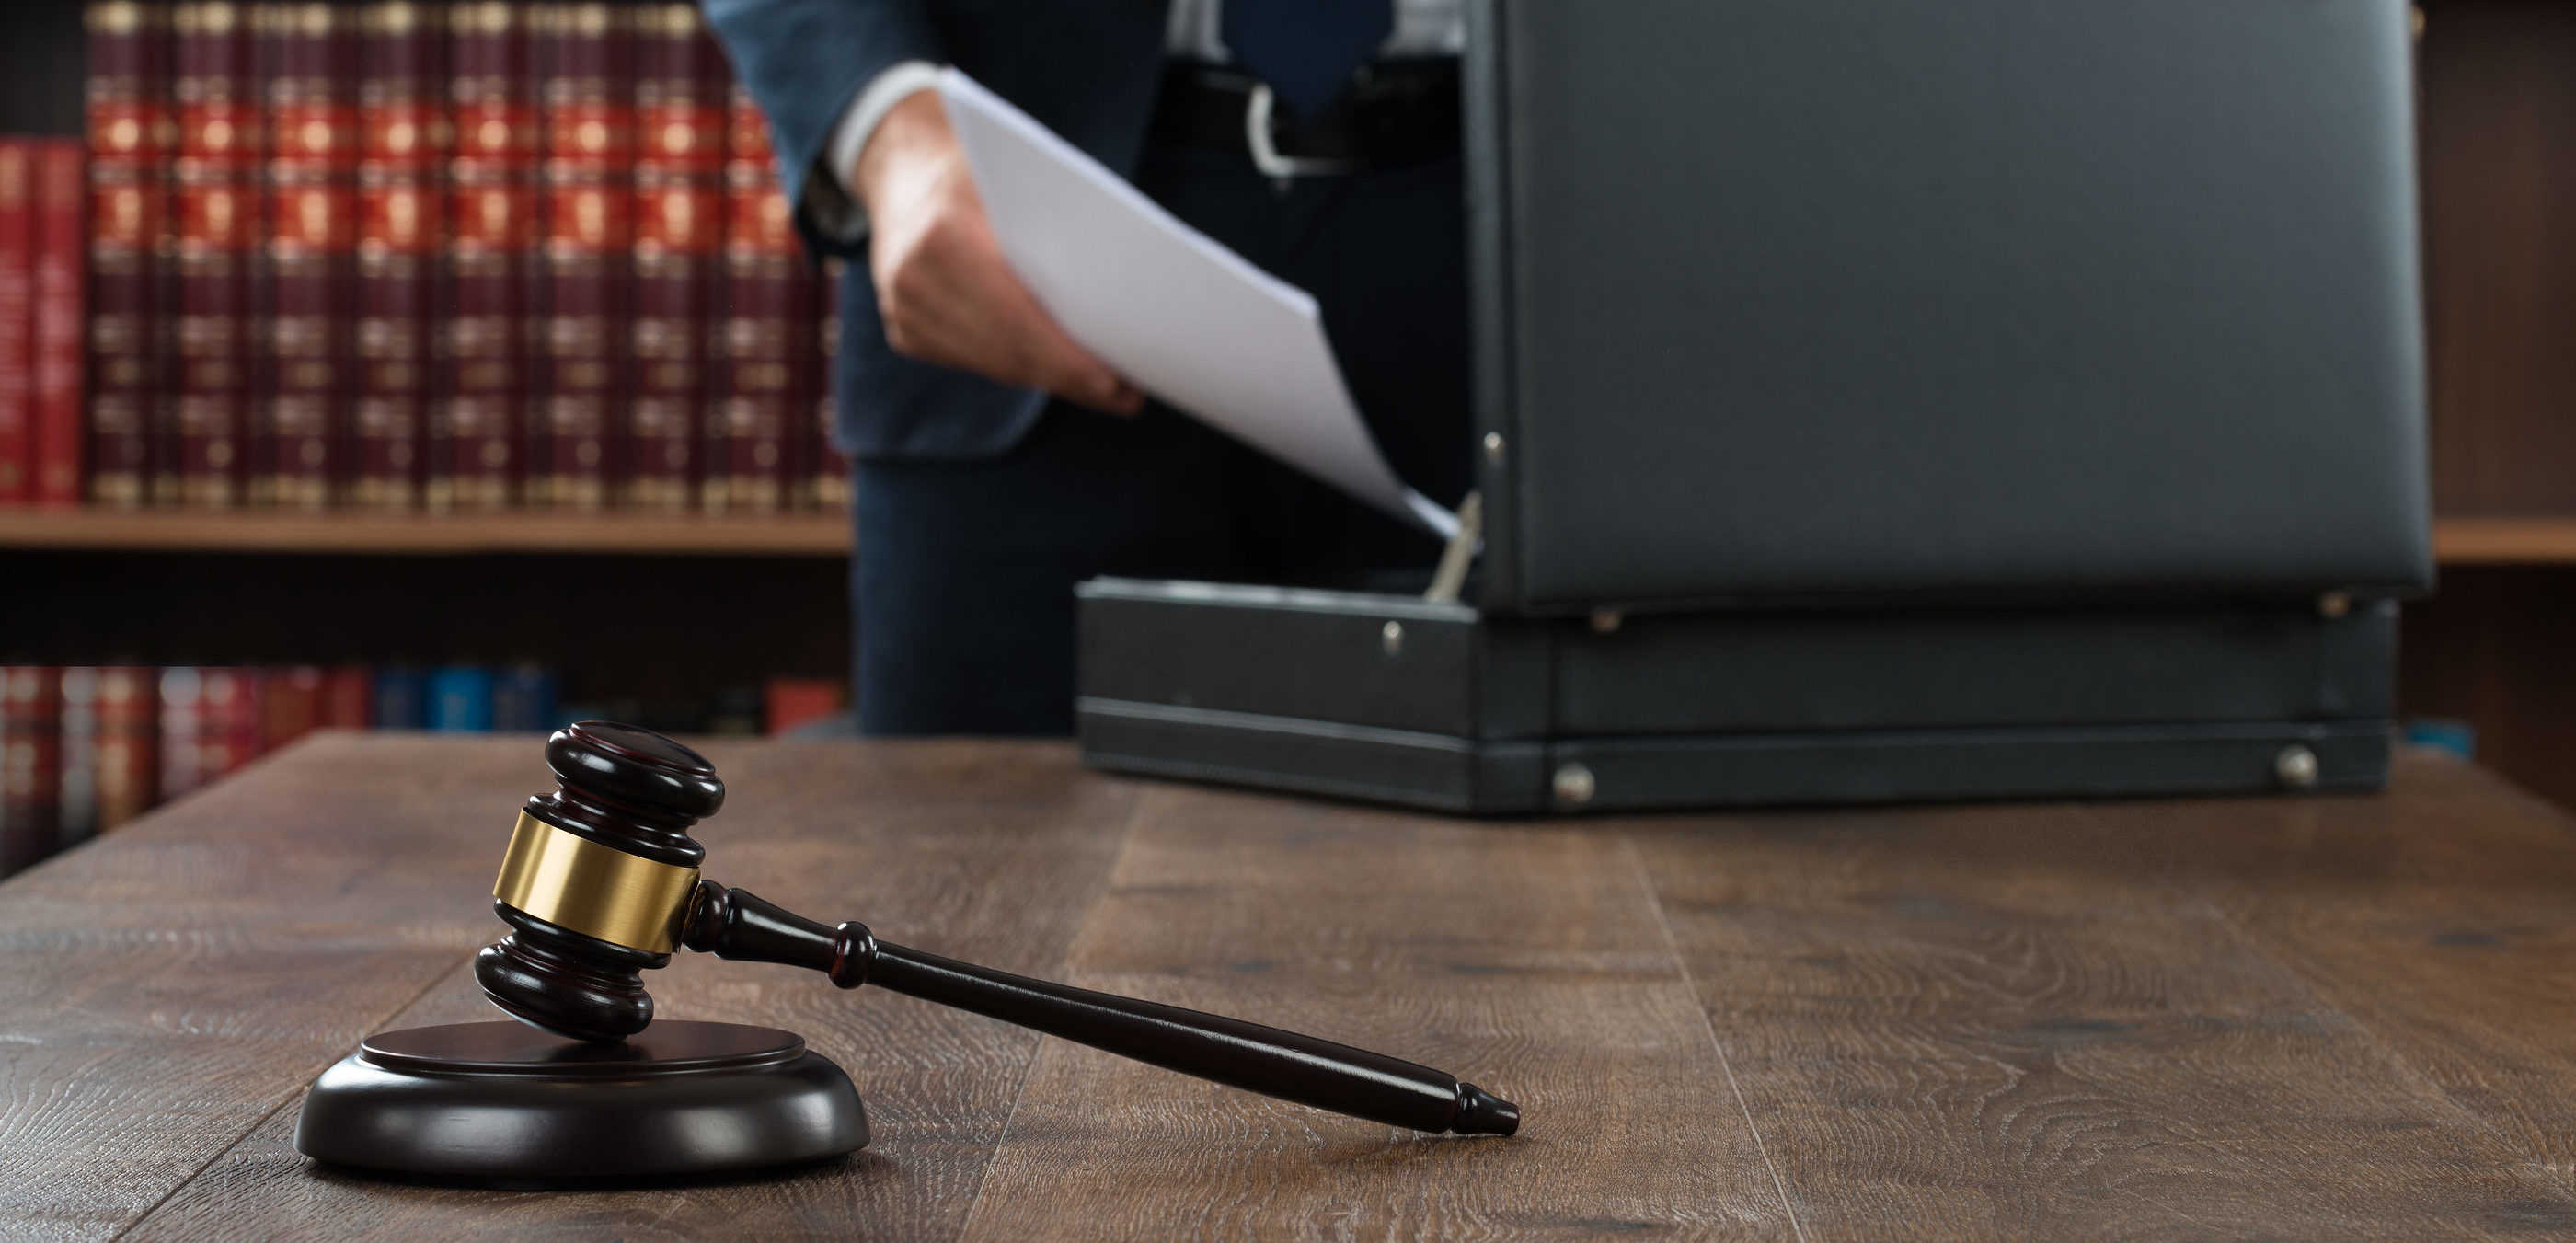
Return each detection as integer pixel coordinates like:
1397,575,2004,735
259,665,324,753
161,666,263,797
627,4,723,511
205,668,264,777
352,0,443,510
707,86,803,514
85,0,170,509
33,141,89,508
172,0,261,509
534,2,632,511
259,3,357,511
93,665,157,832
763,676,843,735
435,0,535,512
55,666,153,846
1,667,62,876
319,664,371,728
0,142,32,506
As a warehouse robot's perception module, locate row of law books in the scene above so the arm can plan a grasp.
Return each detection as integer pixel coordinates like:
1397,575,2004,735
0,0,852,516
0,662,847,878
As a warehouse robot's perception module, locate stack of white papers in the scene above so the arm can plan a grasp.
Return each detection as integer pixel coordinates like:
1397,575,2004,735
936,69,1458,541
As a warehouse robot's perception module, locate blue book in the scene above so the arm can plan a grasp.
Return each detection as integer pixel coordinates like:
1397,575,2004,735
427,667,497,732
372,667,429,730
492,665,561,733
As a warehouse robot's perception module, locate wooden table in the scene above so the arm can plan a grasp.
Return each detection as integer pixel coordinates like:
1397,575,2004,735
7,736,2576,1240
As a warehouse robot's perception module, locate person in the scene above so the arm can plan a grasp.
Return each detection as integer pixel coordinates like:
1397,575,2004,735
705,0,1472,734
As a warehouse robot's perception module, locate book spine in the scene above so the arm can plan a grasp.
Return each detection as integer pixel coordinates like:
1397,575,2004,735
172,0,260,509
205,668,263,773
802,265,842,509
352,0,443,511
627,3,722,512
708,85,795,514
777,264,822,508
490,662,558,731
535,3,630,512
0,667,62,876
319,663,371,727
427,664,495,731
34,141,90,508
156,665,205,796
260,664,324,752
56,668,100,849
370,664,427,728
436,0,533,512
0,142,32,506
259,3,356,511
93,665,155,833
86,0,170,510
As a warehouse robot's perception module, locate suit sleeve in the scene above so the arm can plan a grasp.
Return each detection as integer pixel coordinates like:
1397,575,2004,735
701,0,947,259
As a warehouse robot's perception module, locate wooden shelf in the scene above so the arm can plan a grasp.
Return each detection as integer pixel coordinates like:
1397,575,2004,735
2,511,2570,564
2432,518,2576,566
0,509,850,556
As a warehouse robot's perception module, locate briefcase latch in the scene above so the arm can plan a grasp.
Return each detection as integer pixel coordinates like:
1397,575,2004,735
1423,491,1483,604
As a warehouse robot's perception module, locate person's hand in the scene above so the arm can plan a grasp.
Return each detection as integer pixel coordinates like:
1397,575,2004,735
852,90,1144,415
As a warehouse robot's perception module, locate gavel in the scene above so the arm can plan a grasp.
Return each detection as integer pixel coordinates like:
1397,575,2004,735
474,722,1519,1137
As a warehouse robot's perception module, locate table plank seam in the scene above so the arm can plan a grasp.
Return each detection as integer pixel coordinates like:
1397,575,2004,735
112,950,486,1241
1620,832,1811,1243
949,785,1158,1243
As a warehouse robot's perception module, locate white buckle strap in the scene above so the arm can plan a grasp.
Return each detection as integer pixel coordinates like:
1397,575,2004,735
1245,83,1360,180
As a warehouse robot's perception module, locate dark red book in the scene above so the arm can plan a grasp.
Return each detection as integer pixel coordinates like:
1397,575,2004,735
804,263,845,510
160,665,262,797
172,0,260,509
0,142,33,506
534,2,632,512
435,0,535,512
85,0,170,510
259,3,357,511
92,665,156,832
707,85,802,514
54,665,153,846
352,0,444,511
34,140,89,508
260,665,324,753
1,667,62,875
627,3,723,511
319,664,371,728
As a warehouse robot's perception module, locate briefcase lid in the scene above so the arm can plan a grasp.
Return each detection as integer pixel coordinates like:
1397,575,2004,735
1463,0,2431,617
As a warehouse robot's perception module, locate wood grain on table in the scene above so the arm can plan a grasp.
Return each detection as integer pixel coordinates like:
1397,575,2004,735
5,737,2575,1240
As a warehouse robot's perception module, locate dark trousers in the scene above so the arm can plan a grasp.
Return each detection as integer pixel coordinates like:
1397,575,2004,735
851,136,1471,735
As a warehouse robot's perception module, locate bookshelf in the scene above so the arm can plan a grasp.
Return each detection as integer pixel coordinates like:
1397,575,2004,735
0,510,849,556
3,512,2568,564
2431,519,2576,567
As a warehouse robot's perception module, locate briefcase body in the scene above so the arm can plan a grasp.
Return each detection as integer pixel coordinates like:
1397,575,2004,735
1076,0,2432,812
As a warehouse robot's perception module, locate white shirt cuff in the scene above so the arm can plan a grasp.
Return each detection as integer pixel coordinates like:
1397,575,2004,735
805,60,945,244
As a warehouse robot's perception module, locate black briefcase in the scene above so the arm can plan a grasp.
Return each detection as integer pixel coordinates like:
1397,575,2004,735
1076,0,2432,813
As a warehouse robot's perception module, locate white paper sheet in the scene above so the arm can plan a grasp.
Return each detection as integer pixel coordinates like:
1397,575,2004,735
935,69,1458,540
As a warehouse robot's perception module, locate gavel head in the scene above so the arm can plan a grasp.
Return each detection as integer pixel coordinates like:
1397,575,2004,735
474,722,724,1042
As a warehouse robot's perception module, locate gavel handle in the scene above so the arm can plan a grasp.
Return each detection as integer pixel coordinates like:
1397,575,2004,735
681,882,1518,1136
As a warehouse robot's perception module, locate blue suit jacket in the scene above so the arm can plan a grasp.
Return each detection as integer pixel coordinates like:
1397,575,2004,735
702,0,1171,460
